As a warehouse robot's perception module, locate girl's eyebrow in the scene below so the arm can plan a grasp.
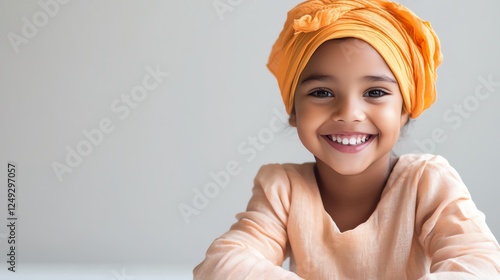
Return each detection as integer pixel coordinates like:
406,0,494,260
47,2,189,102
362,75,397,84
299,74,397,85
299,74,336,85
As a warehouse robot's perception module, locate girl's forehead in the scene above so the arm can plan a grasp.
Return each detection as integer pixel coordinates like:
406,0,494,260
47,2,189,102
314,38,375,58
303,38,392,75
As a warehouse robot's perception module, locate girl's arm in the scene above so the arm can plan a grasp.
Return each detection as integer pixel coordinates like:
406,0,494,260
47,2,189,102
416,156,500,279
193,164,303,279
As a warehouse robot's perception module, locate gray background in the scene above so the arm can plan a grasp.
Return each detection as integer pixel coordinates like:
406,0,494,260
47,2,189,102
0,0,499,279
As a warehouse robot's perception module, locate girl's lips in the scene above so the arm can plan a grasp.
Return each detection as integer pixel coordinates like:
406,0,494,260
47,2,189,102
322,134,376,153
326,134,372,145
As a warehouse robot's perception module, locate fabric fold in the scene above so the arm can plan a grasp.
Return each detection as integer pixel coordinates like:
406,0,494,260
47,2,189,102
267,0,443,118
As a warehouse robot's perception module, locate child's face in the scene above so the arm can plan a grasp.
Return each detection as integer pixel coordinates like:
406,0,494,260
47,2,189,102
290,38,409,175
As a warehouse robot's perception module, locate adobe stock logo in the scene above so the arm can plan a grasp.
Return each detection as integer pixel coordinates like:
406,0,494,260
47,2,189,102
7,0,71,54
179,108,292,224
51,65,169,182
213,0,244,21
413,74,499,153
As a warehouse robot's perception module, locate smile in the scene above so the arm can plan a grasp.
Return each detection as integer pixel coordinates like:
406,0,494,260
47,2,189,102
323,133,376,153
326,134,373,146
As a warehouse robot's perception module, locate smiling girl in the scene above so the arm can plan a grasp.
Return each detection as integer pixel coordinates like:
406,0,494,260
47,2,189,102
194,0,500,279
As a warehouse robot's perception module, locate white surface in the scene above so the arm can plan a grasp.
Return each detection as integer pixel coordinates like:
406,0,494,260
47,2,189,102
0,264,192,280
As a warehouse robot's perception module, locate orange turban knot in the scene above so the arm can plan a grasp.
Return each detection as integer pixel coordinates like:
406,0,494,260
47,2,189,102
267,0,443,119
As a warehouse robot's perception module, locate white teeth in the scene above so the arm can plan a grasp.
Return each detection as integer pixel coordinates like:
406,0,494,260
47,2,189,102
329,134,371,146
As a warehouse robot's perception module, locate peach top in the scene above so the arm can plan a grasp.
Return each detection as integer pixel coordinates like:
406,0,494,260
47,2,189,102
194,154,500,279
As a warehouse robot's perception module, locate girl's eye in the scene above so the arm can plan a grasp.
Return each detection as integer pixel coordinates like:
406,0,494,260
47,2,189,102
309,89,333,98
364,89,387,98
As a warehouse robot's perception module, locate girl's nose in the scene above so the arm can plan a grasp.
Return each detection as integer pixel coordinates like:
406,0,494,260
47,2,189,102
331,96,366,123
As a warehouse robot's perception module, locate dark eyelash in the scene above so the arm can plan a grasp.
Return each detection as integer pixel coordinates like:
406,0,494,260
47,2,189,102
309,88,333,97
364,89,388,98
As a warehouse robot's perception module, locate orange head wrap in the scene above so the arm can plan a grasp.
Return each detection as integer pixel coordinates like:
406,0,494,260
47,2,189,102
267,0,443,119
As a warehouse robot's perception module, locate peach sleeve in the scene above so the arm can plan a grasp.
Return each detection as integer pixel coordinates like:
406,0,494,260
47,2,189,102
193,164,303,279
415,156,500,279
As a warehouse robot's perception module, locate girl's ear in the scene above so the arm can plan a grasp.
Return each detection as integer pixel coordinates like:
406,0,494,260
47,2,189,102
400,109,410,128
289,112,297,127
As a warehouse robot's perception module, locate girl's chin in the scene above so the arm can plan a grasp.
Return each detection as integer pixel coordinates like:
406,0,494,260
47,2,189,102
316,159,370,176
330,166,368,176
